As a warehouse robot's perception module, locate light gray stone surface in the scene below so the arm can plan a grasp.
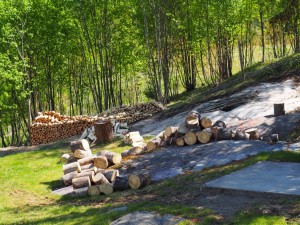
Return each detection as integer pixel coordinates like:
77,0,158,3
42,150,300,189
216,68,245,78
110,211,184,225
121,140,285,181
205,161,300,195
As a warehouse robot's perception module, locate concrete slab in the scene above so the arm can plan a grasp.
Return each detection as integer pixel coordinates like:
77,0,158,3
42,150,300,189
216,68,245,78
205,161,300,196
110,211,184,225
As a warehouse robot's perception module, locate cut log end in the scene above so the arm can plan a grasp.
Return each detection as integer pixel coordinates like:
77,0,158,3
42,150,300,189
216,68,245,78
201,117,212,129
88,186,100,196
128,170,151,189
184,132,197,145
99,183,114,195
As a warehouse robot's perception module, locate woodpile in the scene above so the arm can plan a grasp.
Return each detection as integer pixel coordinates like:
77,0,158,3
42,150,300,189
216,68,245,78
144,110,279,150
99,101,164,124
31,101,164,145
30,111,99,145
60,139,151,197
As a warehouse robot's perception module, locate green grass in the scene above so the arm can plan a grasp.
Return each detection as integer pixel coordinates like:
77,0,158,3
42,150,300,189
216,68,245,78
0,139,300,225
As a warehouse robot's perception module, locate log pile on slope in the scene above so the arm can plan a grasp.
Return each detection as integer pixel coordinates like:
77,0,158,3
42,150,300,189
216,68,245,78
100,101,164,124
145,110,279,150
60,139,151,197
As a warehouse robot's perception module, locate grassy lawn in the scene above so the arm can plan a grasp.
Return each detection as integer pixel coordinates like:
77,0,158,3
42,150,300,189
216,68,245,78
0,137,300,225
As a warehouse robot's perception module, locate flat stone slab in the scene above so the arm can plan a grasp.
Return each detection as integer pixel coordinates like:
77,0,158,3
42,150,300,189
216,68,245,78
110,211,184,225
205,161,300,195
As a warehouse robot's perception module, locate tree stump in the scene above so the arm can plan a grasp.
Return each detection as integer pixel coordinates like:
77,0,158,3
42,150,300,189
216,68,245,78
129,170,151,189
94,120,114,143
274,103,285,116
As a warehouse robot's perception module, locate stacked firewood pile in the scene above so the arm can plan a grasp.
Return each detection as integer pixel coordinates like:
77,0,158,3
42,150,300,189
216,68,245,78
60,139,151,197
100,101,164,124
30,111,99,145
145,110,279,150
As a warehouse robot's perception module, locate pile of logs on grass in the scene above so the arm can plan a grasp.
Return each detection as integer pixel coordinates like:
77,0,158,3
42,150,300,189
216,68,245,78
99,101,164,124
60,139,151,197
145,110,279,150
30,111,99,145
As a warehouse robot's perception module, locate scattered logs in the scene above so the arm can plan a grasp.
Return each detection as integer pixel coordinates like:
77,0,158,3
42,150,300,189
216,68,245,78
129,170,151,189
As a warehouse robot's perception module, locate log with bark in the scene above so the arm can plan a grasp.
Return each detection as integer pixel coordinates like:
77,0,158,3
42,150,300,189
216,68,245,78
164,126,178,138
234,130,249,140
99,183,114,195
146,137,162,151
74,149,91,159
97,169,119,183
184,131,197,145
113,176,129,191
70,139,91,154
62,171,78,186
78,156,95,166
212,120,226,128
245,128,259,140
197,128,212,144
217,128,234,140
200,117,212,129
60,153,75,164
94,155,109,169
97,150,122,165
88,185,100,196
185,111,201,129
75,170,95,180
72,176,91,189
94,120,114,143
129,170,151,189
92,172,110,185
73,187,89,197
121,145,144,157
63,162,81,174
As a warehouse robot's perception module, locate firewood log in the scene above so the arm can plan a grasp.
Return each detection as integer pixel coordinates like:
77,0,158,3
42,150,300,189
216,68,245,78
234,130,249,140
146,137,162,151
75,170,95,180
185,110,201,129
164,126,178,138
88,185,100,196
97,150,122,165
245,128,259,140
97,169,119,183
72,176,91,189
94,156,109,169
197,128,212,144
217,128,234,140
113,176,129,191
74,149,91,159
94,120,114,143
184,131,197,145
92,172,109,185
200,117,212,129
121,146,144,157
81,163,95,171
70,139,91,154
62,171,78,186
98,183,114,195
63,162,81,175
74,187,89,197
270,134,279,143
60,153,74,164
212,120,226,128
78,156,95,166
129,170,151,189
175,137,185,146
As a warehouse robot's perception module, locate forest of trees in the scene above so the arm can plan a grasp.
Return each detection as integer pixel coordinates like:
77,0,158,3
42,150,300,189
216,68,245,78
0,0,299,147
